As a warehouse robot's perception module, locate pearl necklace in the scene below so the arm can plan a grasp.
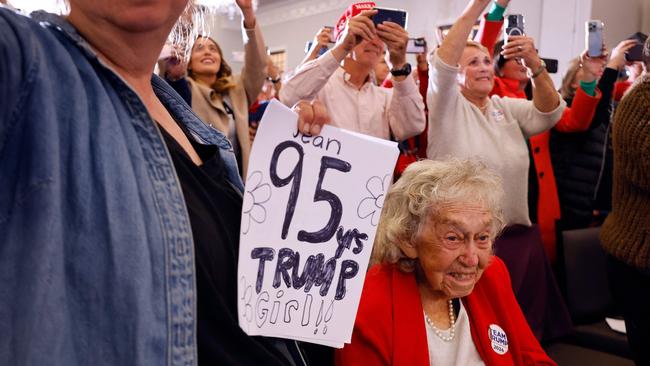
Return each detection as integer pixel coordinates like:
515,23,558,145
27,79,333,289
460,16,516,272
424,299,456,342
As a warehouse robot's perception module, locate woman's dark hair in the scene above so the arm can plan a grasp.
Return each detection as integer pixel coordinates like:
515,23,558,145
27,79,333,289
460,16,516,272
493,40,507,76
188,36,236,94
641,37,650,72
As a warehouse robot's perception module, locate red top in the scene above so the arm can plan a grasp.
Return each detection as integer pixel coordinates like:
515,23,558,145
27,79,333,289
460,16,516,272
491,77,527,99
336,258,556,366
613,80,631,102
477,15,602,263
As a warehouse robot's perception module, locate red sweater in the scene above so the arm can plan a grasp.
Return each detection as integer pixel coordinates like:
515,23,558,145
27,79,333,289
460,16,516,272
478,15,601,263
336,258,556,366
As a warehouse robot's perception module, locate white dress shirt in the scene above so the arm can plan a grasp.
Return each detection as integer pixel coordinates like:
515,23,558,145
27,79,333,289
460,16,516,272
280,51,426,141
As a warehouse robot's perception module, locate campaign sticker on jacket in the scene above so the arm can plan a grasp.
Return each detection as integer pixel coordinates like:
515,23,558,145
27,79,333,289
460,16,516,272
237,100,399,348
491,109,505,122
488,324,509,355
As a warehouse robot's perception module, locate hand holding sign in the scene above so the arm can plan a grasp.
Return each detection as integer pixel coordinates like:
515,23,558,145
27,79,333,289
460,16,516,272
238,100,398,347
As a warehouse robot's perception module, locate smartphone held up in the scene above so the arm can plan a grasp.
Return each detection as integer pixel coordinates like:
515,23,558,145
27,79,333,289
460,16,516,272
504,14,525,44
406,37,426,54
371,7,408,29
586,20,604,57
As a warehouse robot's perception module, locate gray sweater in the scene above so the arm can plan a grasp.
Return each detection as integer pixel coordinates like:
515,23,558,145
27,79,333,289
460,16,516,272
427,52,566,226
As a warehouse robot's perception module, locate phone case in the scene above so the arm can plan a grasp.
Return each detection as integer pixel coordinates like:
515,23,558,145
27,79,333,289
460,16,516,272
372,7,408,29
504,14,525,44
586,20,604,57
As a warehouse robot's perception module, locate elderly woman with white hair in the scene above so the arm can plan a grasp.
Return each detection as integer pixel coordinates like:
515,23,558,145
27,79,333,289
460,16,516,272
336,159,555,366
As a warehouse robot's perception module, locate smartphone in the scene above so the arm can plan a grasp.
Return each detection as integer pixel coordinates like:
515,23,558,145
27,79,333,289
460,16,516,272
372,7,407,29
586,20,604,57
324,25,335,44
541,58,558,74
624,32,648,62
406,37,426,54
504,14,525,44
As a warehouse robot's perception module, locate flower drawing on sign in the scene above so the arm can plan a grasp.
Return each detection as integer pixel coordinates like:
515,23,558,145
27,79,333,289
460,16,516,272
242,170,272,234
357,174,391,226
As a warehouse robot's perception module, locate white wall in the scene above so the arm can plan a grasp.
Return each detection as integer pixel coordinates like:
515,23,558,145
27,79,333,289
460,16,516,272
591,0,644,50
256,7,347,71
214,0,606,86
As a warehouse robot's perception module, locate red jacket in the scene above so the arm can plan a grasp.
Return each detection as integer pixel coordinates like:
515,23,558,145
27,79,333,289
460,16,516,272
336,258,556,366
477,15,601,263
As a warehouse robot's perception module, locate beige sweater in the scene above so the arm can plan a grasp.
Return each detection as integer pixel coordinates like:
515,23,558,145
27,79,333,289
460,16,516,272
427,52,565,226
187,22,266,178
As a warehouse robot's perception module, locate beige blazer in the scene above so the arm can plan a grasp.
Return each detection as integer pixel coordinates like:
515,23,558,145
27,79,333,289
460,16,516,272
187,22,266,178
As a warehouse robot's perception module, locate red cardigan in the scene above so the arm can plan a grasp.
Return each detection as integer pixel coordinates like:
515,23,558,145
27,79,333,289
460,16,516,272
477,15,601,263
336,258,556,366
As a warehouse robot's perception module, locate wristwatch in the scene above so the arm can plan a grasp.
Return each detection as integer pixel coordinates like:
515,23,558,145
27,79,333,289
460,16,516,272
390,63,412,77
531,59,546,78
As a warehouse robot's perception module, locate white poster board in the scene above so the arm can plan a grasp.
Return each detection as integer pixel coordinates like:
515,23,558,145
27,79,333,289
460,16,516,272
237,100,399,348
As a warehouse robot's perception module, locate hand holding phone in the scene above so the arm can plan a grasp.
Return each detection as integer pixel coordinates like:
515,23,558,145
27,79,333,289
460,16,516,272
586,20,604,57
375,12,410,69
336,9,377,51
322,26,335,44
372,7,407,29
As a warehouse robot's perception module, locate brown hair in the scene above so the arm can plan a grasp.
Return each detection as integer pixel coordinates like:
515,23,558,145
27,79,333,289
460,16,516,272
188,36,236,94
559,56,581,100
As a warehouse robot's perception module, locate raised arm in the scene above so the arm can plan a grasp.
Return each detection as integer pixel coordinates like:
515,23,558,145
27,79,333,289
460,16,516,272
553,50,607,132
474,0,510,57
501,35,560,112
437,0,493,66
584,39,638,131
298,27,332,68
238,0,267,106
280,10,377,107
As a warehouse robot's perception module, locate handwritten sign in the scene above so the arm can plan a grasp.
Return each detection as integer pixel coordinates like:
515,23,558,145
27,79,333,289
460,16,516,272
237,100,399,347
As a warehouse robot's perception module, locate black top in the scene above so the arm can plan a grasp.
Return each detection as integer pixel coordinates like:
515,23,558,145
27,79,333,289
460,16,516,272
164,77,193,106
550,67,618,229
159,124,294,366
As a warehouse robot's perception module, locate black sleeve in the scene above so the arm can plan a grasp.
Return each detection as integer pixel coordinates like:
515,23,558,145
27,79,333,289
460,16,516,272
588,67,619,131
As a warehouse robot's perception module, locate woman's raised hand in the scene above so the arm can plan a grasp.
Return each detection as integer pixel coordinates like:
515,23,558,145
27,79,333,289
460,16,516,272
501,35,542,71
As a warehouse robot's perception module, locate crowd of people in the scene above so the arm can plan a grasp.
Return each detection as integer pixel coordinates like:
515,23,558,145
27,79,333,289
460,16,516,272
1,0,648,364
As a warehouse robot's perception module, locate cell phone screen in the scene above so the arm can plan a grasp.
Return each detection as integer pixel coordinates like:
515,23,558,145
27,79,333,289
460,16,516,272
406,38,426,54
372,7,407,29
541,58,558,74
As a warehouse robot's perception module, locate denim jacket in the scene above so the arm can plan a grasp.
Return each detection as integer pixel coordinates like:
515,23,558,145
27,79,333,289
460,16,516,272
0,8,244,366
